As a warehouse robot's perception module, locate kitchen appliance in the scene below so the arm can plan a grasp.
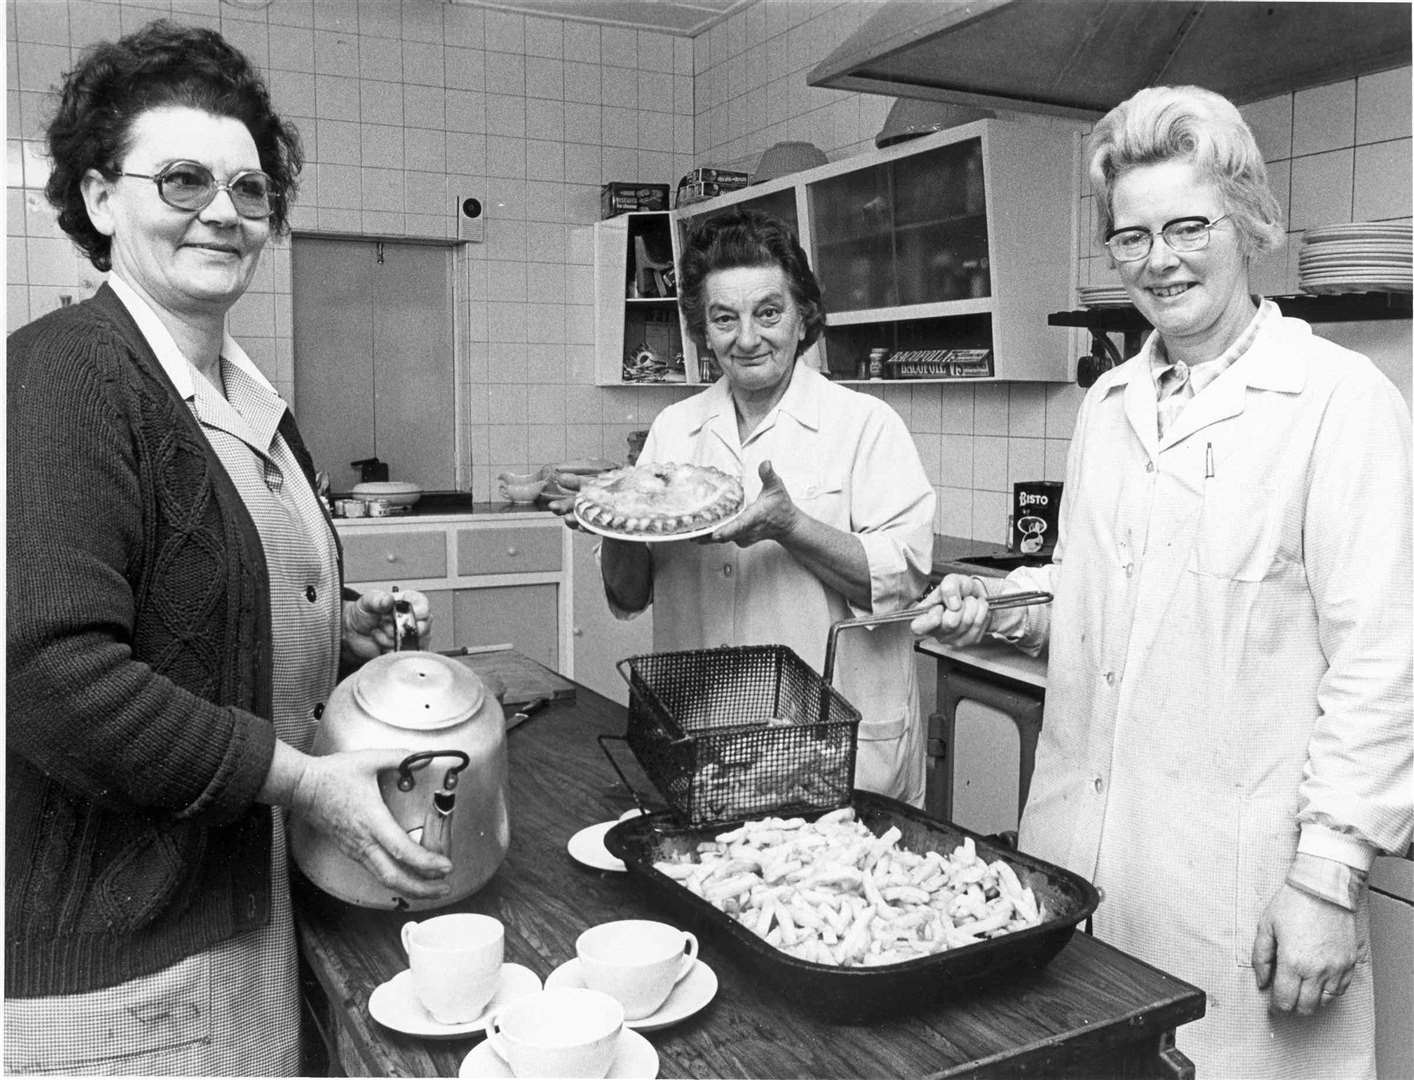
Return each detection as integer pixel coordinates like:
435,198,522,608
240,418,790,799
604,792,1100,1022
290,650,510,909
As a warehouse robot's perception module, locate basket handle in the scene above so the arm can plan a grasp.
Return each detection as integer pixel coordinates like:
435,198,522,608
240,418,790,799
595,733,654,818
821,594,1051,684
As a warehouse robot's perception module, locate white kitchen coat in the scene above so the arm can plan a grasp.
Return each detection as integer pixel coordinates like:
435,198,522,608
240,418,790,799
617,361,936,804
1000,305,1412,1079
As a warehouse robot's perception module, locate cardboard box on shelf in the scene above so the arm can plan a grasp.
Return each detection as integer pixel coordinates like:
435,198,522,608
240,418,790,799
675,167,750,207
601,183,671,218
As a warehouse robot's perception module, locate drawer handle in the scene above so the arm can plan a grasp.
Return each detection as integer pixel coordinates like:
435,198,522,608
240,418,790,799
385,553,398,563
506,546,518,557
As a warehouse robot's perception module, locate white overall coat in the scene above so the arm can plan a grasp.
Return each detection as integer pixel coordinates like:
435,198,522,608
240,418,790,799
1009,309,1412,1080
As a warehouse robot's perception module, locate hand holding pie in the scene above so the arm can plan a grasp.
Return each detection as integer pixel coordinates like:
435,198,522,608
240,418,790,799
710,461,799,548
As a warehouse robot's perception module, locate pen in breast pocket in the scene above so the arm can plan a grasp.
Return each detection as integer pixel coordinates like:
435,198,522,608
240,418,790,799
1204,442,1215,479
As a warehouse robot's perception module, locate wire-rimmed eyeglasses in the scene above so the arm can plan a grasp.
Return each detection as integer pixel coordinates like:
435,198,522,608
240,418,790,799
1104,214,1231,262
115,160,279,220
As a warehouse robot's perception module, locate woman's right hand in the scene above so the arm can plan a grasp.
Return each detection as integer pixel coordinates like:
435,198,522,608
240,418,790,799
910,573,994,646
546,472,582,528
269,744,453,900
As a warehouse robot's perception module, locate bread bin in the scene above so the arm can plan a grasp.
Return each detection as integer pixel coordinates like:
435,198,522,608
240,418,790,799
290,650,510,909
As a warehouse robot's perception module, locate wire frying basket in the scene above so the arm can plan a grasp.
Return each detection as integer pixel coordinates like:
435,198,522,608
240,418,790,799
598,643,861,827
596,595,1053,829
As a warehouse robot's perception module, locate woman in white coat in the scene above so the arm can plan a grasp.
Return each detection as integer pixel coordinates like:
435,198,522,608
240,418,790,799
912,85,1412,1079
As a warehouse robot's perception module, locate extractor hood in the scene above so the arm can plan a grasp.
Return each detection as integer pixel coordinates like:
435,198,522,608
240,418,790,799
808,0,1412,119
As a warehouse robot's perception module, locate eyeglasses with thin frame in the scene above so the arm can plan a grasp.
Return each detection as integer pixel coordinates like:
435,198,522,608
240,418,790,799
1104,214,1231,262
114,160,279,220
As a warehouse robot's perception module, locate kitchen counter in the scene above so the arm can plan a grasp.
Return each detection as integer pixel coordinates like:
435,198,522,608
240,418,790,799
294,681,1204,1079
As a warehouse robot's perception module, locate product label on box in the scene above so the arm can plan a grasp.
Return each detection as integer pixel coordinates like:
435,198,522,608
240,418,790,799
1013,481,1062,555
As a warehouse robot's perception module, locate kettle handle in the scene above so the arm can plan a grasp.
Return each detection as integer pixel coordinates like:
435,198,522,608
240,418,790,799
395,750,471,792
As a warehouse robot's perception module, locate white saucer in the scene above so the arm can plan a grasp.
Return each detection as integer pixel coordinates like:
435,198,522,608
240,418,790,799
567,810,646,873
544,957,718,1032
459,1027,658,1079
368,963,541,1038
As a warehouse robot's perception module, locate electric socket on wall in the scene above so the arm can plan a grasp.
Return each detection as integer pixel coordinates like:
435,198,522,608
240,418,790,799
458,196,484,243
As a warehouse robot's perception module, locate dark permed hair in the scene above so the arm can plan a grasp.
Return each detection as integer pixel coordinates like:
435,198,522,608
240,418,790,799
677,208,825,358
44,19,303,271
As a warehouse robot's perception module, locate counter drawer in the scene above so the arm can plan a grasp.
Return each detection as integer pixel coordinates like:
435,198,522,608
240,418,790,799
456,525,561,576
342,530,448,581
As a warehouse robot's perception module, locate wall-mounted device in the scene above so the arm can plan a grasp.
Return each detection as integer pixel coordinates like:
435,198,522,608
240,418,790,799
458,196,484,243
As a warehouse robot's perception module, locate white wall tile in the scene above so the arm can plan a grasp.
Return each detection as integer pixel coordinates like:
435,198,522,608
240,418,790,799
1007,383,1047,437
486,51,527,97
1289,148,1354,231
973,384,1009,435
524,15,564,60
484,9,525,55
938,434,974,488
1356,67,1412,144
1354,138,1414,223
936,486,972,538
1293,79,1356,156
1006,436,1045,488
972,434,1008,491
938,384,974,434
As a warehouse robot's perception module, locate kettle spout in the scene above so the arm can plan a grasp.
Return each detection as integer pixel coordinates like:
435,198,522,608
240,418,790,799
418,788,456,856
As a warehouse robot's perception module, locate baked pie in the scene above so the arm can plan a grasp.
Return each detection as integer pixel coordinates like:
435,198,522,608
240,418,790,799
575,462,744,537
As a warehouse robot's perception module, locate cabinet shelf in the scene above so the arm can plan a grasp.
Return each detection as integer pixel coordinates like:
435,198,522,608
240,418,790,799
1049,291,1412,332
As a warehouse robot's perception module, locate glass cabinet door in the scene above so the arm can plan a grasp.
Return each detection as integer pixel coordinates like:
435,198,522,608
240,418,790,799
809,137,990,314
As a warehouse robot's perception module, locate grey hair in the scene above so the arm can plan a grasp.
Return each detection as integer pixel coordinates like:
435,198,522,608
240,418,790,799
1087,85,1285,257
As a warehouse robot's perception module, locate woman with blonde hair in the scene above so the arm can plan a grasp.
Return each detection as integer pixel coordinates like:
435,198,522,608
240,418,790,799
914,85,1411,1079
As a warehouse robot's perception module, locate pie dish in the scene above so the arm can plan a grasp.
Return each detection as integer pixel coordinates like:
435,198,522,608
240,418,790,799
574,462,744,540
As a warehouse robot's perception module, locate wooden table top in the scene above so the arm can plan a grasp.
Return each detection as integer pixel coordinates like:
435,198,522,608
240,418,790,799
295,685,1204,1079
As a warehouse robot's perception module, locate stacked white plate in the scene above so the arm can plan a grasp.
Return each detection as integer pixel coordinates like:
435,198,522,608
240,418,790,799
1298,221,1411,295
1077,284,1132,308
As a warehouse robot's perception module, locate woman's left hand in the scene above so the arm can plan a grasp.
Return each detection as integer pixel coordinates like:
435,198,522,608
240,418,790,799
710,460,798,547
341,588,433,663
1252,883,1362,1016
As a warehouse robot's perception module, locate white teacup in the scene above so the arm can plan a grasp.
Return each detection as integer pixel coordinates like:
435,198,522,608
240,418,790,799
486,987,623,1079
400,912,504,1025
575,918,698,1020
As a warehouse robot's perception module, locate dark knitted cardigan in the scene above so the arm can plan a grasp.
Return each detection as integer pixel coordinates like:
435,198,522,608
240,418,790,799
6,285,332,996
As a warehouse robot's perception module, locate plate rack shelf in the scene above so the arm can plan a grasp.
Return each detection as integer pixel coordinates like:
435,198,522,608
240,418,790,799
1051,291,1412,361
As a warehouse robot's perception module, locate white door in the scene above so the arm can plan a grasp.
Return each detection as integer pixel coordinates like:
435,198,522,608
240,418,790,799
292,237,456,493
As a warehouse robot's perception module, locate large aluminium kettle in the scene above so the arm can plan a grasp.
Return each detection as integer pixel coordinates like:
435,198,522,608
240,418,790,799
290,647,510,910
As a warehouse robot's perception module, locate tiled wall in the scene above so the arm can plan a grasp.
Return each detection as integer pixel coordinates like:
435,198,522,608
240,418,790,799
7,0,1410,545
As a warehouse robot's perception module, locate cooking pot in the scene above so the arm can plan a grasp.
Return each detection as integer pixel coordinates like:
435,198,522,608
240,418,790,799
290,650,509,910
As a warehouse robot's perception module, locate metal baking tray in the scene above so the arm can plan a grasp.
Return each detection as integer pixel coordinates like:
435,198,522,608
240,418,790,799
604,790,1100,1022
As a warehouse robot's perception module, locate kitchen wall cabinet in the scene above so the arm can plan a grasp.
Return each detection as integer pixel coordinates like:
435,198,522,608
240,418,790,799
336,515,571,673
798,121,1077,382
594,212,691,387
594,120,1079,388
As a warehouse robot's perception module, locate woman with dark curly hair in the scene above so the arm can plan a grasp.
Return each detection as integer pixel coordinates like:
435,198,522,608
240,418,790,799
6,21,449,1074
553,208,935,803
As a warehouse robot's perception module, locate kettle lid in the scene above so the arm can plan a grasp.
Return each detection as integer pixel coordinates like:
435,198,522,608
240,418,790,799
351,652,486,730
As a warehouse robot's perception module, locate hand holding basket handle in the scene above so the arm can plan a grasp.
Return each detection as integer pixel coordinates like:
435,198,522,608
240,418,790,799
821,592,1051,683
